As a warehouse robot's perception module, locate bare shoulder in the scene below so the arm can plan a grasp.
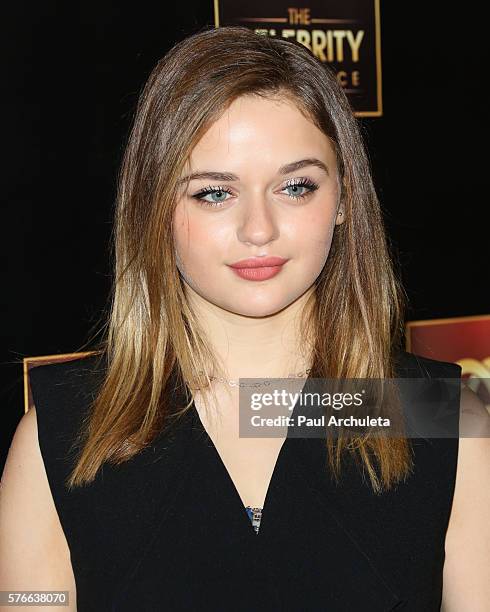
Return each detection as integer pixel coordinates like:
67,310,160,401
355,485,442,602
458,383,490,435
0,407,77,611
441,385,490,611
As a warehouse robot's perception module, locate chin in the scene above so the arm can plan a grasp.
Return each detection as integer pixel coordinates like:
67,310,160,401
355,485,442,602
219,293,299,318
227,307,283,318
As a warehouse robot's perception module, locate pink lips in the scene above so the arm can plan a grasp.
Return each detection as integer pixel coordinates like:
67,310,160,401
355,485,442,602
228,256,289,281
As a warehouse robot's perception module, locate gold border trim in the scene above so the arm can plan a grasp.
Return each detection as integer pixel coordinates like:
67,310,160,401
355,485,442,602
214,0,220,27
357,0,382,116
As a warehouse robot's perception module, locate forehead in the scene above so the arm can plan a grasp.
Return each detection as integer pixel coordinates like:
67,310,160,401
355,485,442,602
186,95,337,172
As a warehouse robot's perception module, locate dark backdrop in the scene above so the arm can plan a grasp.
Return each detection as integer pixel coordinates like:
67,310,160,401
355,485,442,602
2,2,487,468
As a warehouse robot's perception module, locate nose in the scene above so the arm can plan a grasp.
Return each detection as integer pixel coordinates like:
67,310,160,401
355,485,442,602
236,192,280,247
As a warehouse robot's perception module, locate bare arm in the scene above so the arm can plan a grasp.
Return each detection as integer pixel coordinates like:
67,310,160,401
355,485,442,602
441,385,490,611
0,407,77,611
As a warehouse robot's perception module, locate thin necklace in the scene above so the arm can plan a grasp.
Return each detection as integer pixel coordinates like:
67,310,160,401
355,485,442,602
207,367,312,388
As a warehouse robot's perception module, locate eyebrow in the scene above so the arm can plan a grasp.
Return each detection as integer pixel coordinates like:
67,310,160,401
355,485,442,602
177,158,329,185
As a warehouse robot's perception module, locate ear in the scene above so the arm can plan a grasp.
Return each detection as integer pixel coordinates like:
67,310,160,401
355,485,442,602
335,208,346,225
335,177,347,225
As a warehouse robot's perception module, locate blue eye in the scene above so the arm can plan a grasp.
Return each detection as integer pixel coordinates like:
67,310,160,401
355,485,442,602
284,179,318,200
282,178,319,200
192,185,233,208
284,184,307,198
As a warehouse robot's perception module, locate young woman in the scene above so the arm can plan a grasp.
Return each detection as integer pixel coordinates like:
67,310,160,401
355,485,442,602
1,26,489,611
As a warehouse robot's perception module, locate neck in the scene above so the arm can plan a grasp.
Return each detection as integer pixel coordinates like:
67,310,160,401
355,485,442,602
185,285,316,381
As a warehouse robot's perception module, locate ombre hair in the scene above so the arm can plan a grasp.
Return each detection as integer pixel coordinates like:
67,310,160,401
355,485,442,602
68,25,412,492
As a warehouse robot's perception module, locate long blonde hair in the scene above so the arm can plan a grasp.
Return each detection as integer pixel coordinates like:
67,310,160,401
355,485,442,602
68,25,412,493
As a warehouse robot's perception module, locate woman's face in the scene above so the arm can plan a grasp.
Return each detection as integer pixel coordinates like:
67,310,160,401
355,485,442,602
173,94,344,317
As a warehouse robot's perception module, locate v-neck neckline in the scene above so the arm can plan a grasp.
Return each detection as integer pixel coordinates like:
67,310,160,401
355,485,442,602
186,375,312,538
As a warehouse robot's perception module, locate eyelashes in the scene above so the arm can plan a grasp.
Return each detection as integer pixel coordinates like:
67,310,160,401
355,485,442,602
191,177,320,209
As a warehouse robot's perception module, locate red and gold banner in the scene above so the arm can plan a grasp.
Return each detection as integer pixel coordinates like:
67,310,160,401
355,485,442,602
406,314,490,414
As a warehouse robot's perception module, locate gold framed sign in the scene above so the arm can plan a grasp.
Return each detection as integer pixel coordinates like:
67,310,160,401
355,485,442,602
213,0,383,117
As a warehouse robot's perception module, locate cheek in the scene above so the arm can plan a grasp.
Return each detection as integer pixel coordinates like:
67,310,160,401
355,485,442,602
288,212,336,265
314,220,336,262
173,209,229,277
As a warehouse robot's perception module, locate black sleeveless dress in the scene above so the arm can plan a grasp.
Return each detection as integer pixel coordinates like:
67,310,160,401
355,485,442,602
29,350,461,611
